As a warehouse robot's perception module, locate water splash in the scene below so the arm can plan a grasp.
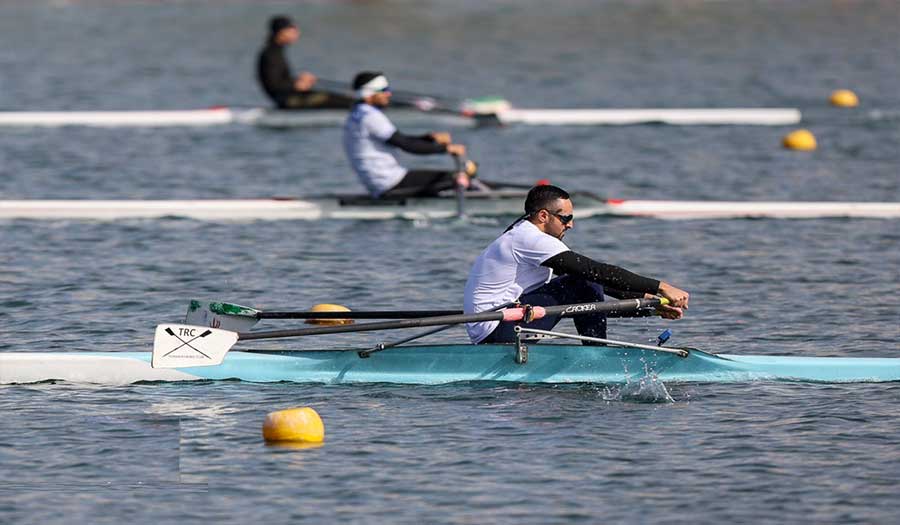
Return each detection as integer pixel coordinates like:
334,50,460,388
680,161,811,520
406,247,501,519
615,374,674,403
601,351,674,403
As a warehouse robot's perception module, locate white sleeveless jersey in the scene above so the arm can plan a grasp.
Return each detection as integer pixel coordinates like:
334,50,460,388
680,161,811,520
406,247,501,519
343,103,407,196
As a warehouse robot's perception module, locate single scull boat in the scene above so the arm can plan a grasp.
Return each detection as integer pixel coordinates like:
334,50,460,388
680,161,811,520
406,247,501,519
4,343,898,386
2,191,898,221
0,107,802,128
1,298,898,385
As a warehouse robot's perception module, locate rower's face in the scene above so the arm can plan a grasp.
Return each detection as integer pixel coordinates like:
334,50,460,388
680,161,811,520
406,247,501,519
544,198,574,239
372,91,392,107
277,27,300,45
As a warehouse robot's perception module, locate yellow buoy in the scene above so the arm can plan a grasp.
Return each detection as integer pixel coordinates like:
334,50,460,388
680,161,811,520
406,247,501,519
829,89,859,108
782,129,817,151
262,407,325,443
306,303,353,325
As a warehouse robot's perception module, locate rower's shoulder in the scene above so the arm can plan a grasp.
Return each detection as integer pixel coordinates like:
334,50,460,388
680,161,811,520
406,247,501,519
511,222,568,250
258,42,280,56
353,103,381,116
350,104,392,125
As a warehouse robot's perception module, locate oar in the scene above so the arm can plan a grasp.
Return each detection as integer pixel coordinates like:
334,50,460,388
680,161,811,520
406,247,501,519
454,154,468,218
312,78,458,112
189,296,660,331
154,298,665,368
357,302,515,358
262,310,460,320
185,299,463,332
312,78,503,124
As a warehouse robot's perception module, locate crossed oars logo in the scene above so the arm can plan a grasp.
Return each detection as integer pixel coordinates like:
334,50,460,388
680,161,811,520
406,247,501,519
162,327,213,359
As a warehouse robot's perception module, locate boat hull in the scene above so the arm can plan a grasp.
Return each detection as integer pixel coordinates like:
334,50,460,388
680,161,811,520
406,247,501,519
0,108,473,128
0,107,799,128
497,108,801,126
1,195,898,221
2,345,899,385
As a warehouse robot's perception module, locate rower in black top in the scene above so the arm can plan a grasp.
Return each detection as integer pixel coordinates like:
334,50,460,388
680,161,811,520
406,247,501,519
256,15,354,110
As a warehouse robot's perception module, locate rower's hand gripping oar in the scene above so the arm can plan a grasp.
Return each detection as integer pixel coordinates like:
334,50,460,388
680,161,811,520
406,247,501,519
152,298,666,369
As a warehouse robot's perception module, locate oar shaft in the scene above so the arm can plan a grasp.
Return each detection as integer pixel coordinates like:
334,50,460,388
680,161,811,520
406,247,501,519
238,298,662,341
260,310,461,320
305,78,435,110
315,78,468,114
314,78,459,104
239,311,504,340
311,78,354,95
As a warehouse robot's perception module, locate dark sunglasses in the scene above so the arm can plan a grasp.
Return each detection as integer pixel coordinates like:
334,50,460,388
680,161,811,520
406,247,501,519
545,209,574,225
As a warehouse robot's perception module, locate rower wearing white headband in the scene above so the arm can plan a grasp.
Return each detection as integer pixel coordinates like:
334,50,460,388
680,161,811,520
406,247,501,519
343,71,479,198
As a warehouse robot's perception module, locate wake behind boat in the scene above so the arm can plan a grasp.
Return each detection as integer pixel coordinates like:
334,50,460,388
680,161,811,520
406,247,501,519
1,191,898,221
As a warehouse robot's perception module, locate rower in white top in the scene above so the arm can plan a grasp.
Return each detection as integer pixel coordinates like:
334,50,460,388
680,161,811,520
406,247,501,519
343,71,481,198
464,184,690,344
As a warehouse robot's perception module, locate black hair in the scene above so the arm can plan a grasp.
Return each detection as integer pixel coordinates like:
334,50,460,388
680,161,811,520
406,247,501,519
269,15,294,35
523,184,570,214
352,71,385,90
503,184,571,233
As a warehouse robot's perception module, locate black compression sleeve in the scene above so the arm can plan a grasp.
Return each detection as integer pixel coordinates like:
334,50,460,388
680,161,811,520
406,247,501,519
542,250,660,295
386,131,448,154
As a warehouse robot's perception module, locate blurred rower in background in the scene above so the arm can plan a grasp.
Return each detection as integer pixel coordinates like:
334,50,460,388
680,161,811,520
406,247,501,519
343,71,482,198
256,15,354,110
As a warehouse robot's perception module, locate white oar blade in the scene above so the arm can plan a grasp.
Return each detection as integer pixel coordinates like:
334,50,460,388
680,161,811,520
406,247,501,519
185,299,260,332
152,324,239,369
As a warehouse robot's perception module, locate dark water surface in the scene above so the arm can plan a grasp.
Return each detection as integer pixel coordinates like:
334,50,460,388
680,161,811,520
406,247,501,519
2,1,900,524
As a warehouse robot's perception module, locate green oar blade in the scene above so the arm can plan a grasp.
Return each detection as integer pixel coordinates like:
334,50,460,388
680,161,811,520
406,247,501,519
185,300,261,332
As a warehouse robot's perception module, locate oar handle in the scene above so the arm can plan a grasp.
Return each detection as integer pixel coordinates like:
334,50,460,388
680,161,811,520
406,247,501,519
534,297,666,320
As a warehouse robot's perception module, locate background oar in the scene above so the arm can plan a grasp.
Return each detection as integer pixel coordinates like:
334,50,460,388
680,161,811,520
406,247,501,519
313,78,459,112
312,78,503,124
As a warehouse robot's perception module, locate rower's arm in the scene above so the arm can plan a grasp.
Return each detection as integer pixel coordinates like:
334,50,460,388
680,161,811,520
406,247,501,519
386,131,448,155
541,250,660,295
258,49,296,97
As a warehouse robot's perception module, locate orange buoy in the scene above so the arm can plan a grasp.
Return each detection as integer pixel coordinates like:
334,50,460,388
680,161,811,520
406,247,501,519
782,129,817,151
262,407,325,443
829,89,859,108
306,303,353,325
